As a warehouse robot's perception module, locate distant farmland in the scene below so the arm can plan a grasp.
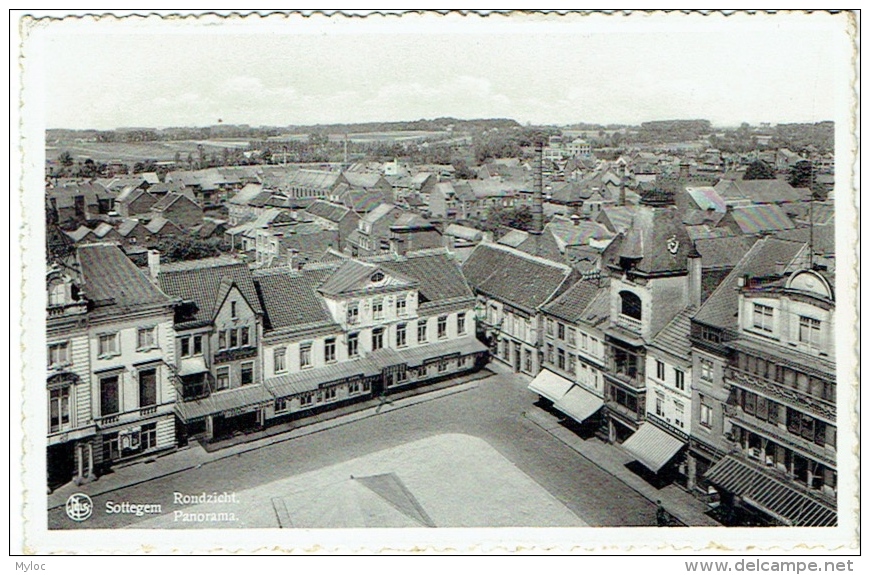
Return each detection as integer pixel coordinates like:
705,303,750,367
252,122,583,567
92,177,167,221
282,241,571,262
45,139,251,163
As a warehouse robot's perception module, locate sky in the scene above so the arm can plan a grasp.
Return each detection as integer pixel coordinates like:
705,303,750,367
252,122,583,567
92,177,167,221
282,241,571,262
28,10,853,130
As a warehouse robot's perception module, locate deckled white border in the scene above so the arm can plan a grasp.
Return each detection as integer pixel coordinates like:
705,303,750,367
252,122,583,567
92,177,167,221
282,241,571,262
12,9,860,555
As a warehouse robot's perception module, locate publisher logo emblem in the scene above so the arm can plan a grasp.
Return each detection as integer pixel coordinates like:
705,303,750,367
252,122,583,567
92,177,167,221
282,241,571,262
65,493,93,522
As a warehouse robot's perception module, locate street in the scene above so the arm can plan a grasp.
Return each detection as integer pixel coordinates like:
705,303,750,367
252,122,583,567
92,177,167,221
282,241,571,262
49,369,657,528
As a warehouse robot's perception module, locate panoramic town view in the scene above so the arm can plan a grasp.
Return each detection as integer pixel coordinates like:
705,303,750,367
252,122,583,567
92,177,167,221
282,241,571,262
33,13,848,538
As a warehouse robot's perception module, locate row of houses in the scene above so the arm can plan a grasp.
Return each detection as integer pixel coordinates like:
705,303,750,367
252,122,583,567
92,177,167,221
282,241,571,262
45,242,486,488
461,201,837,527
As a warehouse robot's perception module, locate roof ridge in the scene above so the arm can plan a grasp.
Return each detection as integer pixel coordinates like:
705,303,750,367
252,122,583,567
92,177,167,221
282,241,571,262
478,242,572,272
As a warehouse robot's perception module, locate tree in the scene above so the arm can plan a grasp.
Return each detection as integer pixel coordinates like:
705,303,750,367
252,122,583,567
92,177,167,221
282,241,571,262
789,160,814,189
58,150,74,168
743,160,776,180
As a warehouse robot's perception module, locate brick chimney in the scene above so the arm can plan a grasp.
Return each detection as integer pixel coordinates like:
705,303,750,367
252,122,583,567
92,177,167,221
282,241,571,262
531,142,544,235
617,158,627,206
687,242,702,309
147,250,161,283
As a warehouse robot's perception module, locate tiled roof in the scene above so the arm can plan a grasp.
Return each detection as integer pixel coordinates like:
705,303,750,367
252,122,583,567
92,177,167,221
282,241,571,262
649,307,694,361
318,259,417,297
390,213,433,229
462,243,572,313
361,203,398,224
693,235,752,269
342,172,384,189
159,258,262,328
146,217,180,235
773,223,835,256
227,183,264,205
603,206,695,276
341,191,385,214
685,186,727,212
151,192,194,212
730,204,795,234
497,229,529,248
715,178,810,205
67,226,93,242
77,243,173,315
375,251,474,309
540,278,609,324
304,199,351,223
598,205,638,234
117,219,142,236
545,218,616,252
444,224,483,241
693,237,807,330
259,167,340,193
682,209,725,226
254,267,337,332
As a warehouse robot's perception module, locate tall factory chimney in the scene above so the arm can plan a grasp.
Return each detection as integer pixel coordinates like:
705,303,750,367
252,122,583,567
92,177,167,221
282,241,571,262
617,157,627,207
531,141,544,234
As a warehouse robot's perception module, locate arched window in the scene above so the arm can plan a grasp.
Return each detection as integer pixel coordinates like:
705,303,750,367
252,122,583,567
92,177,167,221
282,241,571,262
48,280,66,307
620,291,642,320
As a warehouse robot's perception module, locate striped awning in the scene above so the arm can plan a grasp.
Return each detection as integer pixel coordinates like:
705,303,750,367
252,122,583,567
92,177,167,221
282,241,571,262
528,369,574,404
554,385,603,424
704,455,837,527
175,384,273,422
622,422,685,473
265,357,380,399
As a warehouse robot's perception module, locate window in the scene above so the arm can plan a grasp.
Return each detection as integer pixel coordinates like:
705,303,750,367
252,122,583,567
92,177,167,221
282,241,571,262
347,302,359,325
230,329,238,348
567,328,576,347
274,348,286,373
218,330,227,350
700,398,712,428
620,291,642,320
49,387,70,432
300,343,312,368
216,367,230,390
373,299,384,320
372,328,384,351
557,323,565,340
675,401,685,429
524,349,532,373
348,333,359,357
48,281,66,306
240,327,250,347
98,333,119,358
180,337,191,358
457,312,467,335
438,361,448,373
417,320,428,343
437,316,448,339
275,398,289,413
568,353,576,373
48,341,70,368
752,303,774,332
458,355,467,368
324,338,336,363
299,393,314,407
137,327,157,350
241,362,254,385
396,324,407,348
701,325,721,343
320,386,337,403
231,301,237,319
546,318,554,336
193,335,203,355
700,358,714,382
397,298,407,317
656,360,665,380
557,348,566,370
655,393,664,417
799,316,821,347
547,343,555,364
590,337,599,356
674,369,685,391
137,368,157,407
100,375,120,416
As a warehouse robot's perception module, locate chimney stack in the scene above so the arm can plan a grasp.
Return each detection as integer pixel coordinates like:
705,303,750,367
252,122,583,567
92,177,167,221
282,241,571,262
680,162,690,180
687,242,702,309
147,250,161,283
531,142,544,235
617,158,627,207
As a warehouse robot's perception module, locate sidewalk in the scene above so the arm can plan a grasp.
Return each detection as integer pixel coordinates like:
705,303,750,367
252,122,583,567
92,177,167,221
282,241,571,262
524,407,720,526
48,376,483,510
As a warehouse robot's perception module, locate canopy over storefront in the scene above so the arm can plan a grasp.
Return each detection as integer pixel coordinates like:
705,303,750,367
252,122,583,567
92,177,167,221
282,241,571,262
554,385,603,424
528,369,574,404
622,422,685,473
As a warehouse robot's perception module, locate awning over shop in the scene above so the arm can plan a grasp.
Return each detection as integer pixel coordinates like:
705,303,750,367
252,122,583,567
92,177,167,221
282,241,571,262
554,385,604,424
622,422,685,473
178,356,208,376
370,337,488,370
528,369,574,404
704,455,837,527
265,357,380,399
175,385,273,422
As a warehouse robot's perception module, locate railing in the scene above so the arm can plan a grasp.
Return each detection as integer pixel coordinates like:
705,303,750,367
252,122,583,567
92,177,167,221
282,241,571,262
725,367,835,422
139,406,158,416
727,408,836,467
616,313,643,334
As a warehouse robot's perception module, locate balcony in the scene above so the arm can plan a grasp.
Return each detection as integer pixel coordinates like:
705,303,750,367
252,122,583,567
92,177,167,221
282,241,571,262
725,367,835,423
727,408,836,467
615,313,643,334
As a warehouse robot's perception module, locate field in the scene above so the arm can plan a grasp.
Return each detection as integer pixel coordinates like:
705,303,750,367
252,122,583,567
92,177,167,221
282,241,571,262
45,139,251,164
328,130,451,143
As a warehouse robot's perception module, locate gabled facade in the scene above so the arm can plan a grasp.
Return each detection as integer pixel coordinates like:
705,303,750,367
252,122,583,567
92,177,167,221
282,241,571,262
150,192,204,230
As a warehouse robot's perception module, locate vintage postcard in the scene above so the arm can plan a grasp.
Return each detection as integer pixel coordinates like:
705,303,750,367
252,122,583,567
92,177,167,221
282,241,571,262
12,9,859,556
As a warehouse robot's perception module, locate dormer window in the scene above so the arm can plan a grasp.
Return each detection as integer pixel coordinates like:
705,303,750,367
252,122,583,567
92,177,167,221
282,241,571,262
370,271,385,283
48,280,67,307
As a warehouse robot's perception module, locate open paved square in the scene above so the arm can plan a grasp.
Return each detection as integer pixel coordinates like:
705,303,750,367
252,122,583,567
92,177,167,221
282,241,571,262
133,434,586,528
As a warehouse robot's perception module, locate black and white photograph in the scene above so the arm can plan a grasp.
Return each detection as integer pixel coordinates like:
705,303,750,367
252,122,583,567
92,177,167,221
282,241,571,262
12,9,859,557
